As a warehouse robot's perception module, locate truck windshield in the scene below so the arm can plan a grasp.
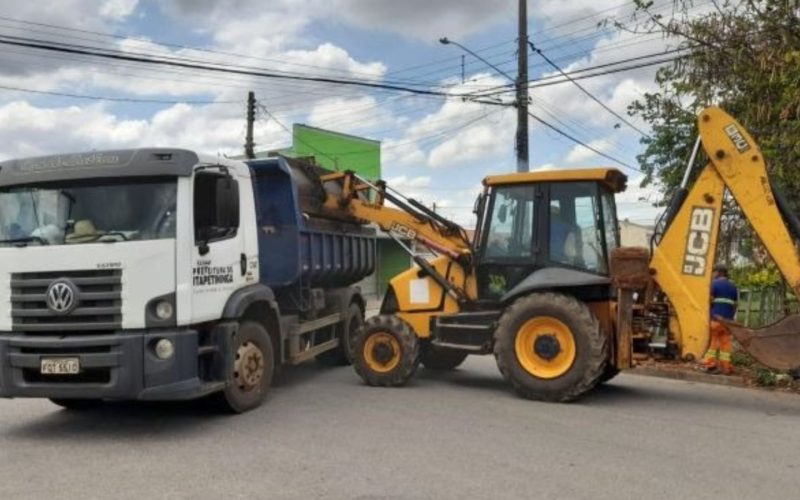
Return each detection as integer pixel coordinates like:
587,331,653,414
0,177,177,246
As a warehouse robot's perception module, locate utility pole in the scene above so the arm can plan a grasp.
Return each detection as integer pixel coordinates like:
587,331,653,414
516,0,529,172
244,91,256,160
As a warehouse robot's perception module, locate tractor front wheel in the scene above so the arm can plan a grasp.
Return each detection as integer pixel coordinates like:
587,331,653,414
353,315,420,386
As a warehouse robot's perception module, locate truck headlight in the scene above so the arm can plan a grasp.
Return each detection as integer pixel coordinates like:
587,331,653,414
155,300,174,320
154,338,175,360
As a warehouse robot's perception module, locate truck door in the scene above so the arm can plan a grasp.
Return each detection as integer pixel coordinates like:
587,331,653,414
190,168,248,322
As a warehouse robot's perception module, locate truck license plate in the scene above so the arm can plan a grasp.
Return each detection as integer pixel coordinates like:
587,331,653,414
40,358,80,375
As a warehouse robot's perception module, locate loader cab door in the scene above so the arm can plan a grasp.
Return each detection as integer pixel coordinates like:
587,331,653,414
475,183,541,299
547,181,617,275
475,181,619,300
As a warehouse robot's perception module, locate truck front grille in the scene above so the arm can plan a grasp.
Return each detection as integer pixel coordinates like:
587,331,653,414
11,270,122,333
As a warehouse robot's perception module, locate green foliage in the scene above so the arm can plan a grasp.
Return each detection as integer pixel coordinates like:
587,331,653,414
755,367,778,386
730,263,782,290
627,1,800,206
731,350,754,367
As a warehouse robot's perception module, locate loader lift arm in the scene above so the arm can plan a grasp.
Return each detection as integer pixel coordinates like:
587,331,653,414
650,106,800,369
319,170,474,302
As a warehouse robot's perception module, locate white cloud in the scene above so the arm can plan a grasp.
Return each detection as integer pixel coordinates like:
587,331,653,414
332,0,509,41
564,138,611,164
100,0,139,20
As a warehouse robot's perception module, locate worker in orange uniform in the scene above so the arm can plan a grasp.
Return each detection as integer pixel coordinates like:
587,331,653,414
703,264,738,374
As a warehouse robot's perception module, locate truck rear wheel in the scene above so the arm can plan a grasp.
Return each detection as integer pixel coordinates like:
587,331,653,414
354,315,419,386
216,321,274,413
494,293,607,402
421,346,469,371
316,303,364,366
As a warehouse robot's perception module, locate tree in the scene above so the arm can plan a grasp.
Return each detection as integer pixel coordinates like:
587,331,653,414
625,0,800,207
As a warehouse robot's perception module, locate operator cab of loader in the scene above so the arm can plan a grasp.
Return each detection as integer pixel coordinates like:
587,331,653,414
474,168,627,302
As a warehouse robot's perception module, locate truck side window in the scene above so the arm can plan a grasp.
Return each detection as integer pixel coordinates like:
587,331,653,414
194,171,240,243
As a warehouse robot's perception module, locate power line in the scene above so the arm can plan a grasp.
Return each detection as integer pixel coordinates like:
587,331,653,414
0,83,237,104
528,110,640,173
529,42,651,138
0,34,510,105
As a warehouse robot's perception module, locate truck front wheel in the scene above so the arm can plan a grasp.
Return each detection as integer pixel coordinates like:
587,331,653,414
216,321,274,413
354,315,419,386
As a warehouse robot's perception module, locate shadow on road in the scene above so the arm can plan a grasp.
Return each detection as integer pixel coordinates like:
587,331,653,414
4,361,336,442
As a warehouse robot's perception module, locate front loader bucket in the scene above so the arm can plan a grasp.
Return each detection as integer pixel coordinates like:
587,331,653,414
724,315,800,371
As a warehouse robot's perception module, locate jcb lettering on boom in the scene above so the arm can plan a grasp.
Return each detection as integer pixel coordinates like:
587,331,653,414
389,222,416,240
723,123,751,153
682,206,715,276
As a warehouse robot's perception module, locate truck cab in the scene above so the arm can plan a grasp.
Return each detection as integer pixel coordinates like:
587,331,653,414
0,149,373,412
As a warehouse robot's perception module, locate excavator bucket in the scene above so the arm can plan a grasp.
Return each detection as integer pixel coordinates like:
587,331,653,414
724,315,800,371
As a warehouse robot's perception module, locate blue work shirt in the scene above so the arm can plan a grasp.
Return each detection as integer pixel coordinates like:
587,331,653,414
711,277,738,320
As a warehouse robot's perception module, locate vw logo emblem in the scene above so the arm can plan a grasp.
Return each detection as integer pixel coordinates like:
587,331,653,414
46,279,79,315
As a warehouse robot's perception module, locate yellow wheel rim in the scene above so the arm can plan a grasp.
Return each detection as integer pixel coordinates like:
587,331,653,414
514,316,576,379
363,332,401,373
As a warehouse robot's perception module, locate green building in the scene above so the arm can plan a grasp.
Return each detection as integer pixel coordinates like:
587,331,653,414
247,124,409,301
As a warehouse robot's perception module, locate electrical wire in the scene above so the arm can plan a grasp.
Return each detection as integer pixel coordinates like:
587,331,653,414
529,42,651,138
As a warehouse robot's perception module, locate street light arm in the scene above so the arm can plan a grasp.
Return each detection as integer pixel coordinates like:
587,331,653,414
439,37,517,83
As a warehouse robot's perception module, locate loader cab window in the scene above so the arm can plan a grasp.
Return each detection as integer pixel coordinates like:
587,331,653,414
549,182,607,274
483,184,535,260
194,171,240,244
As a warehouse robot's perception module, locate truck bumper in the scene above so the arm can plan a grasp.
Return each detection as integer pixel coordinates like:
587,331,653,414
0,326,232,401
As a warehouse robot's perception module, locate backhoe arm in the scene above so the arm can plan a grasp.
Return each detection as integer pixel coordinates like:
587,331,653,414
319,171,472,262
652,106,800,369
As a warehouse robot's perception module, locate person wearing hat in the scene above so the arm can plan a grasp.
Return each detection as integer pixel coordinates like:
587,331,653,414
702,264,738,374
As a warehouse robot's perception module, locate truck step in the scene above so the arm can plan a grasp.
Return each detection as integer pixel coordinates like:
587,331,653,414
288,338,340,365
198,345,217,356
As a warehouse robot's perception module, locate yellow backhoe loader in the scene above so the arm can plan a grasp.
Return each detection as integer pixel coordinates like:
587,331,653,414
318,106,800,401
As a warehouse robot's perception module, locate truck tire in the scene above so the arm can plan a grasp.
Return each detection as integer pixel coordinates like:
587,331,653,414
317,303,364,366
354,315,420,386
421,346,469,371
49,398,104,411
216,321,274,413
494,293,607,402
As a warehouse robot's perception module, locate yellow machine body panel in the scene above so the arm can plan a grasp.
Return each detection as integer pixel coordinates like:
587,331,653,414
484,167,627,193
390,255,477,337
653,106,800,363
651,164,725,359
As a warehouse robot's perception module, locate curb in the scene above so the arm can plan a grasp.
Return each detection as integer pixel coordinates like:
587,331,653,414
628,365,749,388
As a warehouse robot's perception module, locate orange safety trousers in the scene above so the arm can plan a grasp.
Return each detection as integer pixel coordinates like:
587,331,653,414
703,320,733,374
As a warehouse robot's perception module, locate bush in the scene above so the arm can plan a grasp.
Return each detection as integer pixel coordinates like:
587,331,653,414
755,367,778,387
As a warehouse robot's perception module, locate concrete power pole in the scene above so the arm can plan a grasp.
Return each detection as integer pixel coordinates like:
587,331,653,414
516,0,529,172
244,91,256,160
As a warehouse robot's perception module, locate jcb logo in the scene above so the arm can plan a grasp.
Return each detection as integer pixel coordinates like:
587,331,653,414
682,207,715,276
389,222,417,240
723,123,750,153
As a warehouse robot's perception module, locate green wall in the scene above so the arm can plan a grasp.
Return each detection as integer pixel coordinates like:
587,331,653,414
291,124,381,180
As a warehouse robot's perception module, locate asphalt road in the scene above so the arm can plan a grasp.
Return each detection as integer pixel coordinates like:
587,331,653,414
1,357,799,500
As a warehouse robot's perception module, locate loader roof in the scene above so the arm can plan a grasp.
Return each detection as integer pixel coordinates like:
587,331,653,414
483,167,627,193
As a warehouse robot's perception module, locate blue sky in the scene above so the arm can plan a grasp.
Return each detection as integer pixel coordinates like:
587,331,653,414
0,0,690,226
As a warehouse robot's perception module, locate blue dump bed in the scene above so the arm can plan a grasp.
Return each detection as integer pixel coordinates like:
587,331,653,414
247,157,376,289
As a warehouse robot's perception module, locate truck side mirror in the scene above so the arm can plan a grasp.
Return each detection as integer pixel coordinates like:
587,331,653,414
498,204,508,224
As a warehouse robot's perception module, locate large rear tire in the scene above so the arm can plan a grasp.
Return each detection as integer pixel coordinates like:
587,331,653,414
353,315,420,386
421,346,469,371
317,303,365,366
215,321,274,413
494,293,607,402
